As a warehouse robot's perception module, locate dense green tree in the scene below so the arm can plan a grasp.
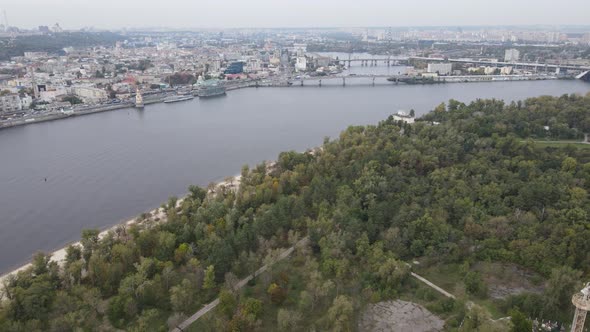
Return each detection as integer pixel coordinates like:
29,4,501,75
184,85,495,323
326,295,353,331
277,308,303,330
62,95,83,105
218,289,238,318
510,309,533,332
170,279,195,314
464,271,488,298
203,265,216,290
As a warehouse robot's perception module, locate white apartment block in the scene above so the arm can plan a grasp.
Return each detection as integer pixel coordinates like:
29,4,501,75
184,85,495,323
427,63,453,76
0,94,22,113
504,49,520,62
295,56,307,72
72,86,108,103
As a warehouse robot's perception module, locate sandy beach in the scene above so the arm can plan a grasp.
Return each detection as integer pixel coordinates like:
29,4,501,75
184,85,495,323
0,174,242,294
0,203,168,287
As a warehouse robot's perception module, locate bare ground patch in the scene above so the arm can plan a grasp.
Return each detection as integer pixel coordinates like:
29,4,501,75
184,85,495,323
358,300,445,332
474,262,545,299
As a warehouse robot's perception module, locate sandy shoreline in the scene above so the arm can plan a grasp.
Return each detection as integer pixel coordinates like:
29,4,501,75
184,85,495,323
0,202,169,285
0,174,242,289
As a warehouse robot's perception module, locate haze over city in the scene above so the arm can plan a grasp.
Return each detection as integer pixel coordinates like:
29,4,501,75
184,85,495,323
3,0,590,29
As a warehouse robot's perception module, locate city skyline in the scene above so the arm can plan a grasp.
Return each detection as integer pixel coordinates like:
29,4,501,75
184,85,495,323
3,0,590,30
1,1,590,330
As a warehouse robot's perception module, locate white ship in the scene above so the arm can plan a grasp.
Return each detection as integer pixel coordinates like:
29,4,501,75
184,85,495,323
195,76,226,98
163,95,194,103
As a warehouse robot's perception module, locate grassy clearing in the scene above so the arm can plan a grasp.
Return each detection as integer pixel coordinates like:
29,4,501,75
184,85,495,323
520,136,590,149
532,141,590,149
412,261,546,321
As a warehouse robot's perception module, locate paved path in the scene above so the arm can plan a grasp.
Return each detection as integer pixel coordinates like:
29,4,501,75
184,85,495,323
410,272,456,299
521,136,590,145
170,234,454,331
171,237,309,332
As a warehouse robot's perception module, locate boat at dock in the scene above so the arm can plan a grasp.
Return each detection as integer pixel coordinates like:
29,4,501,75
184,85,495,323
195,77,226,98
163,95,194,103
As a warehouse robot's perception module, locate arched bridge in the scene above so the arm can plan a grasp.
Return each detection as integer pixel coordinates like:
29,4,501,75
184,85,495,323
289,74,402,86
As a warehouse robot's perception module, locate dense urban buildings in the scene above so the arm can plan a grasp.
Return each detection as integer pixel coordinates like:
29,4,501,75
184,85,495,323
1,25,589,126
1,25,590,123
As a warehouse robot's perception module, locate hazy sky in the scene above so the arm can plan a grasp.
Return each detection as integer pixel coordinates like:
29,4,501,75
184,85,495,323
3,0,590,29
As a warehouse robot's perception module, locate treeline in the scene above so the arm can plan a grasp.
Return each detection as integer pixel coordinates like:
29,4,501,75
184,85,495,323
0,32,124,60
166,72,197,86
1,94,590,331
423,94,590,139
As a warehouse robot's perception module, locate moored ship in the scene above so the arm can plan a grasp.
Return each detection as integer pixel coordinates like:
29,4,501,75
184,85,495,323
196,77,226,98
163,95,194,103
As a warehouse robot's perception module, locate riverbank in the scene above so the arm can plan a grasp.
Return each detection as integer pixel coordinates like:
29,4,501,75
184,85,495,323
0,102,134,130
0,81,261,130
0,174,242,295
0,200,167,289
1,75,579,131
1,80,588,276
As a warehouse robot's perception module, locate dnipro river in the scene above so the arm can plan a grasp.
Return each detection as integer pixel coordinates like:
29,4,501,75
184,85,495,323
0,76,589,273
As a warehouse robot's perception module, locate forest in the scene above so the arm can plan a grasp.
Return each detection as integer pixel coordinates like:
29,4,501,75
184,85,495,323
0,32,124,60
1,93,590,331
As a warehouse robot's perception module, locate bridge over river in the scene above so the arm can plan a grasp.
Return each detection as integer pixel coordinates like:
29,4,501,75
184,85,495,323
289,74,395,86
317,53,590,73
287,73,560,86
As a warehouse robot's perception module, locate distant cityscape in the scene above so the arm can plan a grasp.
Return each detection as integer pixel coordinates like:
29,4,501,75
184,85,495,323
3,1,590,329
1,21,590,128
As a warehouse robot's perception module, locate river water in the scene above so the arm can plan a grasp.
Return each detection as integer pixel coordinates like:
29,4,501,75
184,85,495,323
0,79,589,274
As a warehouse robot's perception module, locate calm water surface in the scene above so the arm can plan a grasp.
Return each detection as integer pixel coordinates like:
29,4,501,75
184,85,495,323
1,80,589,273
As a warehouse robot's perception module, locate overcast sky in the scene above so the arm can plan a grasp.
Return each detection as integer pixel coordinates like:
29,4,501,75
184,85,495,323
3,0,590,29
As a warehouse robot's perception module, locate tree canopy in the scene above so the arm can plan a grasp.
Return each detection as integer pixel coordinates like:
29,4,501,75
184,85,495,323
1,93,590,331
